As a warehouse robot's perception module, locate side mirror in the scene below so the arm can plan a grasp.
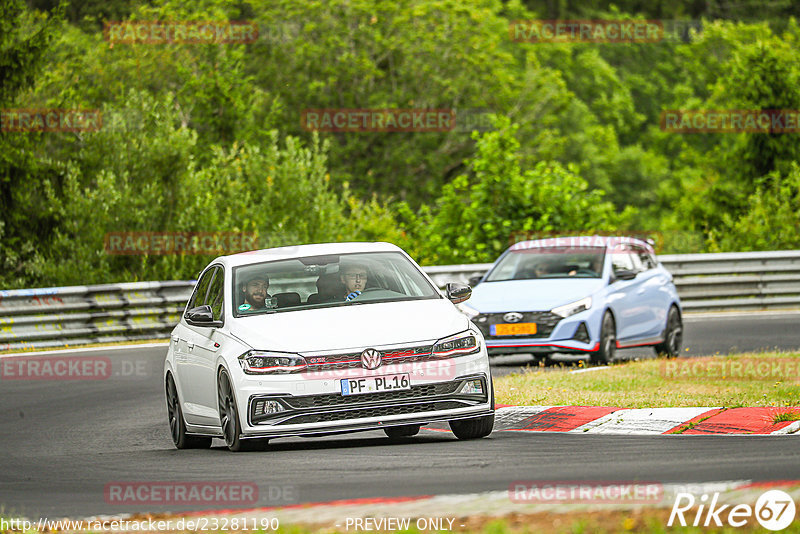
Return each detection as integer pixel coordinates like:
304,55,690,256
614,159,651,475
613,269,637,282
445,282,472,304
185,305,222,328
467,275,483,287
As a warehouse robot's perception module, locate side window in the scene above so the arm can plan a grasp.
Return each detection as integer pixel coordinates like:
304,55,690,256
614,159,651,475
207,267,225,322
632,246,655,270
186,268,215,313
629,251,644,272
610,245,635,273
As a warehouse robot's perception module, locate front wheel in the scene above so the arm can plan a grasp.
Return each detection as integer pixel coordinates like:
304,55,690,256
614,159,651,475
450,376,494,440
655,306,683,358
589,311,616,365
450,414,494,440
218,370,269,452
166,375,211,449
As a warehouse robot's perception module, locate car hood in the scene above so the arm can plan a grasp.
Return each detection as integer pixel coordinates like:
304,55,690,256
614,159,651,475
228,298,468,353
468,279,605,312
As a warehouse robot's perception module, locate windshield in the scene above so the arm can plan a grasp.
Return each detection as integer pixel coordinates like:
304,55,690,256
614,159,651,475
232,251,440,316
485,247,606,281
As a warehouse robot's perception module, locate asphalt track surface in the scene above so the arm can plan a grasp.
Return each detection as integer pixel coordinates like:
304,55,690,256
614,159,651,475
1,312,800,518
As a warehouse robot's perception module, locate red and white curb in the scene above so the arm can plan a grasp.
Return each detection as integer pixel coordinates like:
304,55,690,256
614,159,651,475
428,406,800,435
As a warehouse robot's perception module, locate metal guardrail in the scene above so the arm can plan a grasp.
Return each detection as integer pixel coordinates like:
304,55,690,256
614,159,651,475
2,251,799,351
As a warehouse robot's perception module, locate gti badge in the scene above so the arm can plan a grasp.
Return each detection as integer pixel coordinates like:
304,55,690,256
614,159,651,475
360,348,382,370
503,312,524,323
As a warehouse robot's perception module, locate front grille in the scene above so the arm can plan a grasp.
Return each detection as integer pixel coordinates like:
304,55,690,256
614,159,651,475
249,376,488,426
277,401,466,425
282,381,461,409
304,344,434,371
474,311,562,339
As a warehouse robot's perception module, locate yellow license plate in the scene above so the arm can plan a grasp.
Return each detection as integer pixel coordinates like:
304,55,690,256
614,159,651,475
493,323,537,336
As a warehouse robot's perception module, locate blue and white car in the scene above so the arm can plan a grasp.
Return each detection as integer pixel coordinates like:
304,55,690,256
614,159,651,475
459,236,682,364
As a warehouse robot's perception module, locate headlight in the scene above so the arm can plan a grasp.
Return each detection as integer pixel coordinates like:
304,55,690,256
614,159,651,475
238,351,307,374
433,331,480,358
456,302,480,319
551,297,592,318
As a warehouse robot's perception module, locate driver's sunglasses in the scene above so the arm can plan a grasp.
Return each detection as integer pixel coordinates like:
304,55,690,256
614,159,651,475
343,272,367,281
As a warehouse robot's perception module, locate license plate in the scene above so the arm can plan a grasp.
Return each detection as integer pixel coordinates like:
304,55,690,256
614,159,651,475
492,322,537,336
340,373,411,396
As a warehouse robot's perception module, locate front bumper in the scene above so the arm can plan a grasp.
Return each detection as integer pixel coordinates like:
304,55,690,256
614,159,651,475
245,375,490,438
233,346,493,439
473,310,599,355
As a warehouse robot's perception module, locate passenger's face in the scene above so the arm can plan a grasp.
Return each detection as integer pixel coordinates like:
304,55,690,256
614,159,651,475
244,279,269,306
341,269,367,293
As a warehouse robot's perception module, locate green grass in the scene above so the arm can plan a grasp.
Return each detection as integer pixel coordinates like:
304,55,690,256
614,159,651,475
774,411,800,423
494,351,800,409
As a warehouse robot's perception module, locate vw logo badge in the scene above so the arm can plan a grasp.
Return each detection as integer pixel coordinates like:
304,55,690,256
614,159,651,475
503,312,524,323
361,348,382,370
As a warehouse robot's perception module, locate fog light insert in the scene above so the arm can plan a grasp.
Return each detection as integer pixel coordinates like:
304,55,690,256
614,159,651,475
458,379,484,395
573,322,591,343
253,400,285,416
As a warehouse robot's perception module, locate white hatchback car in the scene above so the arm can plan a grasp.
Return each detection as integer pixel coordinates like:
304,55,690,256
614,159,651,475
164,242,494,451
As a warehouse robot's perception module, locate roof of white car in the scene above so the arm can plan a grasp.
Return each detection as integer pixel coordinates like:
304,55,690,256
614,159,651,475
510,235,655,253
215,241,405,268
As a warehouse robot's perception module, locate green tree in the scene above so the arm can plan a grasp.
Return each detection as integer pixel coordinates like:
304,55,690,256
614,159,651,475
0,0,64,287
400,117,627,264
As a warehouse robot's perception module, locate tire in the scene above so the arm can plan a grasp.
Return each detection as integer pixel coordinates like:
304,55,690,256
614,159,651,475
450,414,494,440
449,376,495,440
655,306,683,358
589,311,616,365
218,370,269,452
166,375,212,449
384,424,421,439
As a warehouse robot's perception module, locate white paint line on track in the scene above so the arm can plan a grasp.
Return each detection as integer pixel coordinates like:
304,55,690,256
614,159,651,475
0,342,169,359
684,310,800,320
570,366,611,374
569,407,718,434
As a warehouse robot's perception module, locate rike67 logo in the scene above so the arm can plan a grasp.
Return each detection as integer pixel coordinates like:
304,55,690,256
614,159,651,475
669,490,796,531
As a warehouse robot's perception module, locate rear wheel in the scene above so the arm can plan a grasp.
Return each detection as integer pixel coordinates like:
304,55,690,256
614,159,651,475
165,375,211,449
589,312,616,365
384,424,421,439
218,370,269,452
655,306,682,358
